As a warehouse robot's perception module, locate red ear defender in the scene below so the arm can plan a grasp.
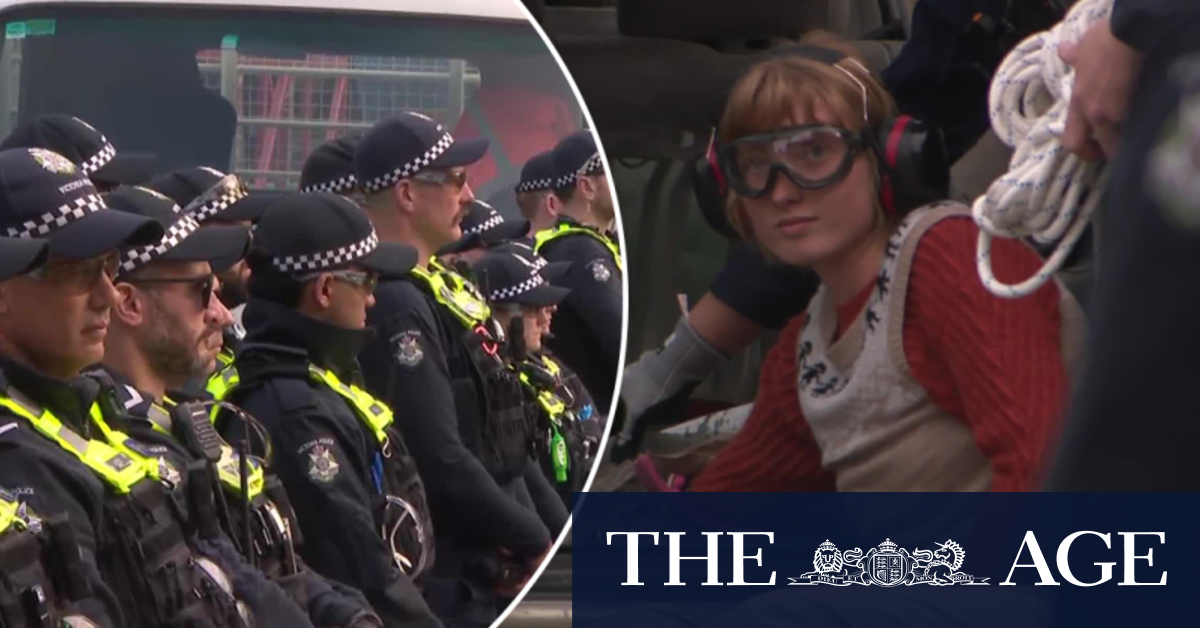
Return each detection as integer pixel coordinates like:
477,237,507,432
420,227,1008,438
877,115,914,215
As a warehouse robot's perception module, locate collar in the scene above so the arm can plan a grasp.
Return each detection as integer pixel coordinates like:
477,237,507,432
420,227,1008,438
555,215,589,230
241,298,371,378
83,364,160,430
553,216,619,248
0,354,100,431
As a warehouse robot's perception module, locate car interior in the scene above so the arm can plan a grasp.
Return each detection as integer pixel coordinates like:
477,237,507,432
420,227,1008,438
507,0,1096,622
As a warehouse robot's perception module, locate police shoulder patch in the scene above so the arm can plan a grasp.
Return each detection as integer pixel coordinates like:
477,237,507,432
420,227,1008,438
392,330,425,368
306,444,340,483
587,258,611,283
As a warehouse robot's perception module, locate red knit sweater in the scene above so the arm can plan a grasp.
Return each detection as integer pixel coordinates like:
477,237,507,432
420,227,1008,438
691,217,1070,492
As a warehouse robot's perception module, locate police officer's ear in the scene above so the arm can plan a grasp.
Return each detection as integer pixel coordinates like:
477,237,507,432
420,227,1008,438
306,273,338,310
577,175,599,205
112,282,149,327
545,191,561,220
392,179,419,215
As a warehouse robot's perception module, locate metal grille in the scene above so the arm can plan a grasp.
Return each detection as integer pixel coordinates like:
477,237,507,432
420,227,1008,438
198,49,479,190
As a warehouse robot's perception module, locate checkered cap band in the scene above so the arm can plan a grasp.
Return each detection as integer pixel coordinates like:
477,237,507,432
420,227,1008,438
301,174,358,194
79,140,116,176
578,152,604,177
464,211,504,237
361,130,456,194
515,177,554,194
5,194,107,239
119,213,201,274
488,270,546,302
189,185,250,222
272,230,379,273
554,172,577,189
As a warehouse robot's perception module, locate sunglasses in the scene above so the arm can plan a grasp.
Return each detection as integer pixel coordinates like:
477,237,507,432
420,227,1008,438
125,274,217,310
411,169,469,190
29,252,120,292
299,269,379,293
718,124,866,198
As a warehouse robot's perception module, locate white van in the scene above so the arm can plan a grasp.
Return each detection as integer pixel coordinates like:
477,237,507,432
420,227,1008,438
0,0,583,210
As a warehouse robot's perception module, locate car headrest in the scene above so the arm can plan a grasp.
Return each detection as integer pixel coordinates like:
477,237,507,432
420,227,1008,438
556,36,747,159
616,0,821,42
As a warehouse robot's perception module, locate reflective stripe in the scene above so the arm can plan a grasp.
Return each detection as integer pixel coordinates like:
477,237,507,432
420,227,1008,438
89,406,164,482
216,348,235,368
308,366,393,446
534,223,623,273
206,365,241,418
207,363,393,449
516,369,570,483
411,258,491,329
540,354,561,378
0,495,19,534
518,371,566,422
0,393,146,494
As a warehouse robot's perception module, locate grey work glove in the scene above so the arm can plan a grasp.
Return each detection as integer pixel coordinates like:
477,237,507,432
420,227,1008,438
613,315,729,461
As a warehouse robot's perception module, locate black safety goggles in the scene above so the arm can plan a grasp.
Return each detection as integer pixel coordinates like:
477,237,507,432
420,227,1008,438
718,124,866,198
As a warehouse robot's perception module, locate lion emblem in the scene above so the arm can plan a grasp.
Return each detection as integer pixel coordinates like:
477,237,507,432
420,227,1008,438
798,540,866,583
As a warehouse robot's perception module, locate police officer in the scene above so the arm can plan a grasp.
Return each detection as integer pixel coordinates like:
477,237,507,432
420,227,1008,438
84,186,384,628
0,147,295,628
513,150,558,234
438,200,531,267
535,130,622,416
149,167,273,362
473,243,598,508
354,113,554,626
207,192,443,628
0,114,157,192
0,233,111,628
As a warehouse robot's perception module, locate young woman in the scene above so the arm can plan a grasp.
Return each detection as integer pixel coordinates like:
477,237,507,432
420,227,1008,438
683,42,1085,492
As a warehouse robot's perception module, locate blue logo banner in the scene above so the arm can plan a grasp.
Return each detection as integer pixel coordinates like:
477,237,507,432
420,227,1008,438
571,493,1199,628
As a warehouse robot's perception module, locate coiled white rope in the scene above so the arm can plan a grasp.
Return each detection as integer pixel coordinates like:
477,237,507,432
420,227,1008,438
972,0,1113,299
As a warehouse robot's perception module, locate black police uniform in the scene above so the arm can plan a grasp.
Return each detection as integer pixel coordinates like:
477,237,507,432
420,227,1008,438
0,357,297,628
361,270,553,616
472,242,594,509
209,192,441,628
533,215,623,415
0,146,286,628
217,301,440,628
85,364,382,628
0,361,138,628
517,351,599,505
354,112,553,626
0,486,109,628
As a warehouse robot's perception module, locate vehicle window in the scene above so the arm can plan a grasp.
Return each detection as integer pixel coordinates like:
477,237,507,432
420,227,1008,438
0,6,582,206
